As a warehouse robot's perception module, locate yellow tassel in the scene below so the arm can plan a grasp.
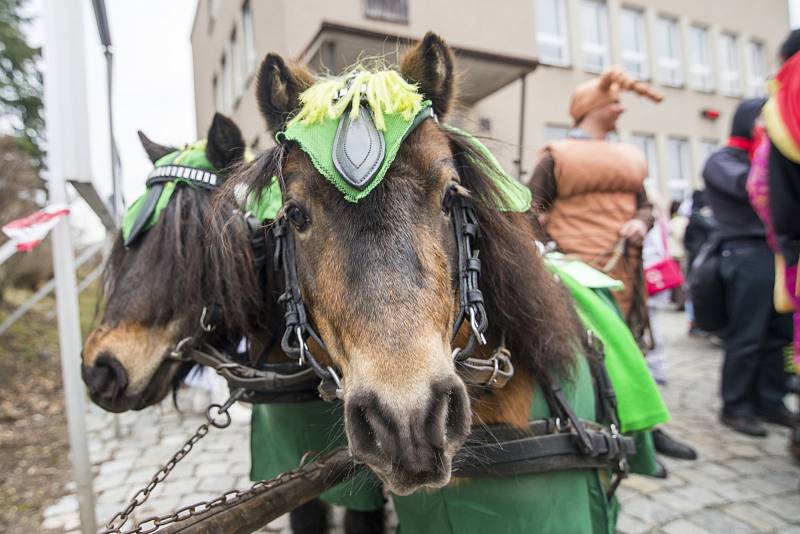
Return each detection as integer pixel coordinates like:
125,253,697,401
288,67,423,131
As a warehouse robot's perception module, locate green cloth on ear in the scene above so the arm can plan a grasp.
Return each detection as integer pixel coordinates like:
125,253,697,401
442,124,532,213
121,181,177,243
246,176,283,221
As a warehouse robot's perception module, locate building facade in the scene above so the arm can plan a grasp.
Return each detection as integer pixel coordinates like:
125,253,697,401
190,0,790,201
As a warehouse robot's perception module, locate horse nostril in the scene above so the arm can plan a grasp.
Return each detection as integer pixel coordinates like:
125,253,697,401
89,353,129,401
425,380,471,450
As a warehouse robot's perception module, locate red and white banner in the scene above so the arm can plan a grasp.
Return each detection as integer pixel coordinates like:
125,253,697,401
2,204,70,252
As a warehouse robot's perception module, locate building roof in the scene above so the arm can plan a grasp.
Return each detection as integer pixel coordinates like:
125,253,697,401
297,22,538,105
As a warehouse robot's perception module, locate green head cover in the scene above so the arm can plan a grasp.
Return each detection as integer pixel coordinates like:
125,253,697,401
277,68,531,212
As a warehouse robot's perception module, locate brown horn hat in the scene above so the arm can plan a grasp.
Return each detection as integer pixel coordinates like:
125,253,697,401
569,68,663,124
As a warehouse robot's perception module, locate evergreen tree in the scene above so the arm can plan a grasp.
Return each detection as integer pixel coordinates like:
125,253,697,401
0,0,43,166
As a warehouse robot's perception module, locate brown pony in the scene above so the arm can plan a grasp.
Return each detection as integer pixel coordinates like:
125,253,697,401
234,32,583,496
81,113,268,412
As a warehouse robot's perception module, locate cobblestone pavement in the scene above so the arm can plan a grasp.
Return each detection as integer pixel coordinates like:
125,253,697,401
42,309,800,533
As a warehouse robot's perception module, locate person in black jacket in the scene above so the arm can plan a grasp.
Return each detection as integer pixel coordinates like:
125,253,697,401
703,98,793,437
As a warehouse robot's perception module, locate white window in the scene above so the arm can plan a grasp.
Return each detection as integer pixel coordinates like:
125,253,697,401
689,25,714,92
230,30,243,100
630,133,658,190
545,124,570,141
720,33,741,96
242,1,257,75
698,139,719,174
536,0,570,66
748,40,767,97
657,16,683,86
619,7,648,79
580,0,609,73
666,137,691,201
364,0,409,23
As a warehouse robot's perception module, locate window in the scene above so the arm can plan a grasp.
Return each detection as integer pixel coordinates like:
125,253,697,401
720,33,741,96
580,0,609,73
630,133,658,190
748,40,767,97
545,124,570,141
698,139,719,173
619,7,648,79
242,1,257,76
230,30,243,100
207,0,219,30
364,0,408,23
666,137,691,201
689,25,714,92
657,16,683,86
537,0,570,66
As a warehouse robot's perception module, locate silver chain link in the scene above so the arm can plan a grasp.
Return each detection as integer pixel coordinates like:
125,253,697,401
102,389,243,534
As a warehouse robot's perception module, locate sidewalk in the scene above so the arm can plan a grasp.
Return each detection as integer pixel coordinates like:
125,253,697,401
42,309,800,533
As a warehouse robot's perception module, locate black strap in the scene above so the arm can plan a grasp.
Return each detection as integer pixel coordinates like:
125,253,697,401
124,183,165,247
453,418,636,478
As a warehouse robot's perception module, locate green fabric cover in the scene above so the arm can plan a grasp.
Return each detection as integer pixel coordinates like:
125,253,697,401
441,124,532,213
546,262,671,433
278,105,531,212
121,141,216,242
250,401,385,511
246,176,283,222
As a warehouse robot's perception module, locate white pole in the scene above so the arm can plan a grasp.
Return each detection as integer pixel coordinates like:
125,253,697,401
0,240,18,267
42,1,97,532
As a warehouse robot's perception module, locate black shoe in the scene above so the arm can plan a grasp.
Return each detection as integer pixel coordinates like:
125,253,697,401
650,459,668,479
652,429,698,460
758,405,797,428
720,413,768,437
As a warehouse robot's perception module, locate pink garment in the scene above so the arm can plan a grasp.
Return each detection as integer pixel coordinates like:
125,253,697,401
746,137,800,364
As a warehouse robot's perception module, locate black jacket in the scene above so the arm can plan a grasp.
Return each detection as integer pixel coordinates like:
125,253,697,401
769,143,800,264
702,147,765,242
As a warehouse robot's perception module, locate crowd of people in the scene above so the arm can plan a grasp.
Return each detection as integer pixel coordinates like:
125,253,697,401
529,29,800,469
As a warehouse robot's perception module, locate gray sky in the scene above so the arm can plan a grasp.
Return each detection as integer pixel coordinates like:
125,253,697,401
23,0,800,241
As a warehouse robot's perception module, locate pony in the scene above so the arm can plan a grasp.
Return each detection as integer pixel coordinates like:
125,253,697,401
235,32,586,501
81,115,384,534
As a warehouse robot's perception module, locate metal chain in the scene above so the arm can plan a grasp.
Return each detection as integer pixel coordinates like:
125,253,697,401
105,465,318,534
102,389,243,534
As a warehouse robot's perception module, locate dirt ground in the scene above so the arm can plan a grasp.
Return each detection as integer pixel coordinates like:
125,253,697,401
0,284,99,534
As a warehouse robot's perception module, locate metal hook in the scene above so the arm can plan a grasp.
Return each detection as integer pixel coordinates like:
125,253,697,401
169,336,193,360
468,306,487,345
294,326,308,365
200,307,215,333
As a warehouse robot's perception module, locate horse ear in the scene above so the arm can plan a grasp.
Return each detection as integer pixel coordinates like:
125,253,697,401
205,112,245,171
255,53,314,133
400,32,456,118
137,131,174,164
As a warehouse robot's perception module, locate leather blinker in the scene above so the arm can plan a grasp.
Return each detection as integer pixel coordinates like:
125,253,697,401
332,107,386,190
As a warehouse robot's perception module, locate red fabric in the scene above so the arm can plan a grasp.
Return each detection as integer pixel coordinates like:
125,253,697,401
774,52,800,150
727,136,753,153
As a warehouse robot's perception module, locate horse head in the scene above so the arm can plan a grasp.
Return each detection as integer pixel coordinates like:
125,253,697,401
81,113,264,412
244,33,582,495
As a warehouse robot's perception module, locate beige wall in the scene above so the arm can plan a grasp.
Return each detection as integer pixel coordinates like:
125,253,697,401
191,0,790,199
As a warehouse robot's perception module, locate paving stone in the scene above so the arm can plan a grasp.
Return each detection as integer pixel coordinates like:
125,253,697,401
686,509,756,534
740,471,798,496
43,494,78,517
755,493,800,522
722,502,787,532
661,518,712,534
197,475,238,493
623,474,666,494
616,513,651,534
99,457,136,476
621,495,683,526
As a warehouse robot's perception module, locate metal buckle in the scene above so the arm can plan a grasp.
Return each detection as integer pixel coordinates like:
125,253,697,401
200,306,215,333
468,306,487,345
169,336,194,361
327,366,344,400
294,326,308,365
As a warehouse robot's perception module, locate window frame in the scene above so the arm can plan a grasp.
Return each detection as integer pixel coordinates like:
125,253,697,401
688,24,714,92
536,0,571,67
242,0,257,77
580,0,610,74
630,132,659,190
720,32,742,97
657,15,683,87
666,136,692,201
364,0,409,24
619,6,649,80
747,39,767,97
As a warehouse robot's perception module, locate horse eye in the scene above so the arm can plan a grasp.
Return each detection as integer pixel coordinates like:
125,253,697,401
286,204,310,231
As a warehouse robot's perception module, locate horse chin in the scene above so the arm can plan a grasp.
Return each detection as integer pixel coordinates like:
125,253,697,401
370,461,454,496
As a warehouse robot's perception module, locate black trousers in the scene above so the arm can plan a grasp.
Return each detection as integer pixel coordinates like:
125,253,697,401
720,240,792,417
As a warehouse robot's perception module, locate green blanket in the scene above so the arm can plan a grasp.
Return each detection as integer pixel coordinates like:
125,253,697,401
546,261,671,433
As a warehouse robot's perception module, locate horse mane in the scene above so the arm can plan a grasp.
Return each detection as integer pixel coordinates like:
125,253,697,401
103,183,267,339
444,128,584,381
